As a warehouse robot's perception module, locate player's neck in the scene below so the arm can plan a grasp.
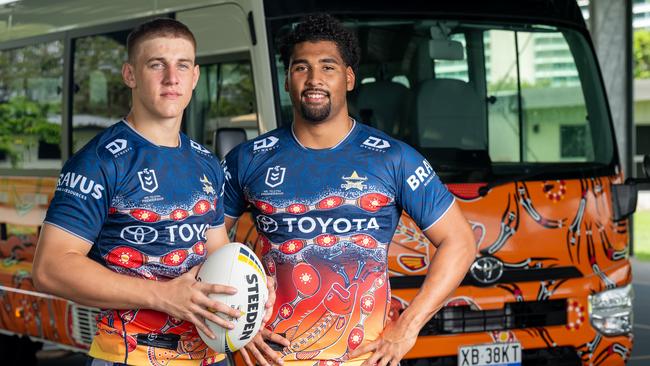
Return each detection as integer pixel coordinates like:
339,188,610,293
125,111,181,147
292,113,354,149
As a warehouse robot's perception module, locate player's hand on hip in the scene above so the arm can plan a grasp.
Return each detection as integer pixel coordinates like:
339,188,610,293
240,327,289,366
348,321,417,366
157,265,241,339
263,275,277,324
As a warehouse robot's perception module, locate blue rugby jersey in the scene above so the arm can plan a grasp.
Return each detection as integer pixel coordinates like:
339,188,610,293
44,120,225,365
223,121,454,365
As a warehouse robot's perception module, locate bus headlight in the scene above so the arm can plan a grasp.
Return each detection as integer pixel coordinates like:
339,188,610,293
588,284,633,336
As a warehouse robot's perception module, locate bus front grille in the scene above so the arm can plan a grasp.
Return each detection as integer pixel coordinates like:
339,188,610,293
70,304,101,347
420,299,567,335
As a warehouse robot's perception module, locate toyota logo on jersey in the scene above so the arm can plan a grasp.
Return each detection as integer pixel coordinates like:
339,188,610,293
256,215,278,233
120,226,158,245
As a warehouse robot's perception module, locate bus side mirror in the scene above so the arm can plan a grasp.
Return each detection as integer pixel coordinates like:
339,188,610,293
611,183,637,222
213,128,247,161
612,154,650,222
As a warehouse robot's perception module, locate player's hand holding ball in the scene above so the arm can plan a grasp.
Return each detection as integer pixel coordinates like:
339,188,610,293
197,243,269,353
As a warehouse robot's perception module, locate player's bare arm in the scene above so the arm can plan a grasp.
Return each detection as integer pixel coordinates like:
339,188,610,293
33,224,242,339
349,202,477,366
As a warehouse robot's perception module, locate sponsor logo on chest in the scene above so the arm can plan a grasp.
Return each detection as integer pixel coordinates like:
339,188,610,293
119,223,209,244
256,215,380,234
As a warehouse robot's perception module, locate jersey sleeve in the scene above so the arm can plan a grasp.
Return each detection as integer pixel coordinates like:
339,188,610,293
44,149,113,244
222,145,246,218
395,143,454,231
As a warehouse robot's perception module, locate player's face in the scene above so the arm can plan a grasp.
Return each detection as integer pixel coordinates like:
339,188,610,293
122,36,199,121
285,41,355,124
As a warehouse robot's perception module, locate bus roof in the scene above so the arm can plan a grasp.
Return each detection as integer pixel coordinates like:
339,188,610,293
0,0,586,45
263,0,587,31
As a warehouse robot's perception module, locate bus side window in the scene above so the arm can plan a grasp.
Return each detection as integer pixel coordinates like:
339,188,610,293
0,41,63,170
72,31,131,153
185,59,259,155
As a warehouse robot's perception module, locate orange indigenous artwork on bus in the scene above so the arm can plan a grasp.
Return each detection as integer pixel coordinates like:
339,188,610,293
231,176,632,365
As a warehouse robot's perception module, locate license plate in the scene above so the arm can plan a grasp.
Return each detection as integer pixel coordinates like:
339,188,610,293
458,343,522,366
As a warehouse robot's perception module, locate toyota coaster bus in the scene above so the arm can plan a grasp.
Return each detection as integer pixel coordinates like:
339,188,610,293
0,0,645,365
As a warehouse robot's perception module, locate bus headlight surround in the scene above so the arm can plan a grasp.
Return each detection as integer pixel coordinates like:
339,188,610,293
588,284,633,336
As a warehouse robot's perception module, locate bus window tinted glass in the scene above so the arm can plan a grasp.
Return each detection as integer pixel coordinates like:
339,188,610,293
72,32,130,152
486,30,520,162
186,60,258,154
270,19,613,182
0,41,63,169
486,30,592,163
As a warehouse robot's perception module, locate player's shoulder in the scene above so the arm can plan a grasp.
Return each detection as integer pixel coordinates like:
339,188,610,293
228,126,290,161
68,121,135,165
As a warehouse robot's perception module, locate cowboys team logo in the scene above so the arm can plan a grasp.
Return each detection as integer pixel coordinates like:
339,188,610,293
341,171,368,191
265,166,286,188
138,168,159,193
200,174,215,195
256,215,278,233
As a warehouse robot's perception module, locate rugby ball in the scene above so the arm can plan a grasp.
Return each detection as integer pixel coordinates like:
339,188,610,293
196,242,268,353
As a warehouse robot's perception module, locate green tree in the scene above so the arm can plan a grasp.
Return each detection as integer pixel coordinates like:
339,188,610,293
0,97,60,167
634,29,650,79
73,35,130,117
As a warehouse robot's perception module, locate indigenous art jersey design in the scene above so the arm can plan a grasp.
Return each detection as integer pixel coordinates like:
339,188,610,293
45,121,225,366
223,121,454,365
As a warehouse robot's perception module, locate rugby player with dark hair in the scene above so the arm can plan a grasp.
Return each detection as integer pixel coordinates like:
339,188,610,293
224,13,476,366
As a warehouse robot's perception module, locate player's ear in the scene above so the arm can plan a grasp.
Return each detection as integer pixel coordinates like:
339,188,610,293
192,64,200,90
346,66,355,91
122,63,136,88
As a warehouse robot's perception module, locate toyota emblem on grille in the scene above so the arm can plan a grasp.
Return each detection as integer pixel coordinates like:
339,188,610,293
470,256,504,284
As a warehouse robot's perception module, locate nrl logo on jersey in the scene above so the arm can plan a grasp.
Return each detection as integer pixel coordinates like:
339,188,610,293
105,138,131,157
253,136,279,152
265,166,286,188
341,171,368,191
361,136,391,151
190,140,211,155
138,168,159,193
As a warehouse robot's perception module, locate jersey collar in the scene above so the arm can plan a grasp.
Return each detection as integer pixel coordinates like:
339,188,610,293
120,119,183,149
290,118,358,151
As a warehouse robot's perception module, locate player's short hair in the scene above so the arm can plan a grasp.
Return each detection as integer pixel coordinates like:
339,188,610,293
279,13,360,72
126,18,196,63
